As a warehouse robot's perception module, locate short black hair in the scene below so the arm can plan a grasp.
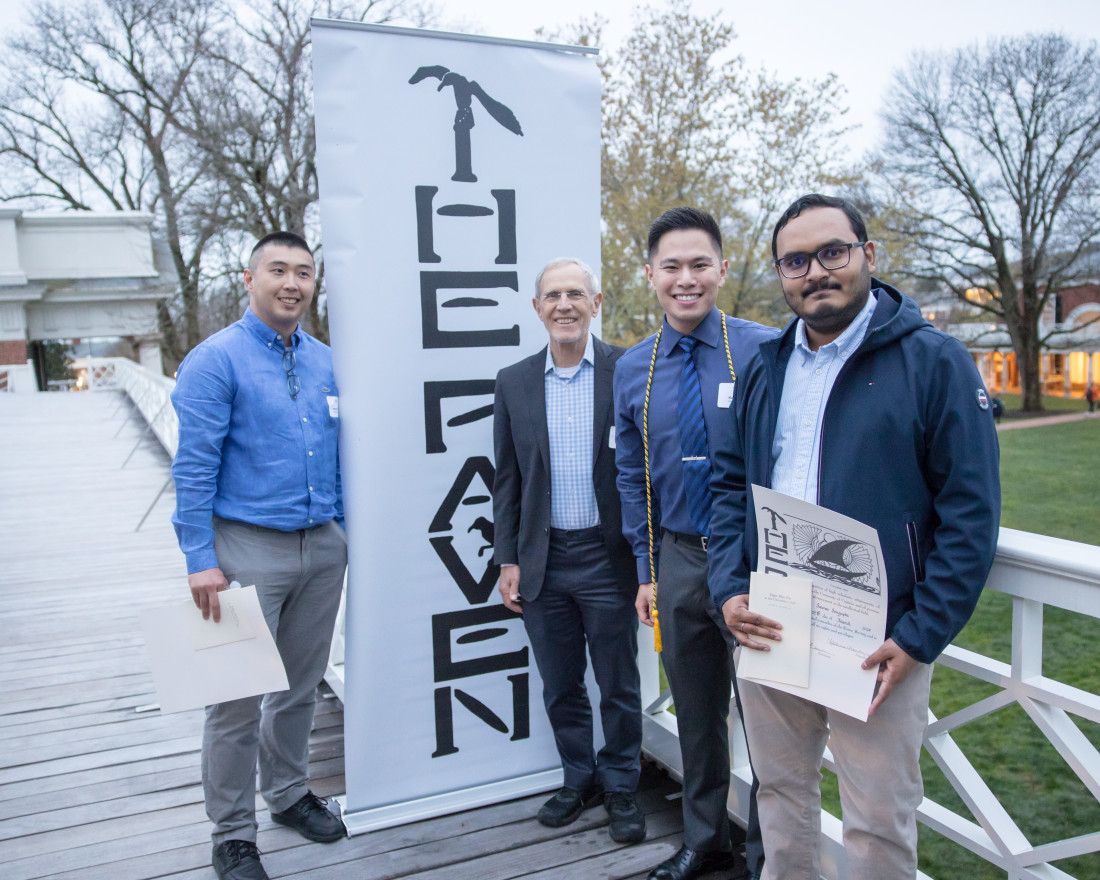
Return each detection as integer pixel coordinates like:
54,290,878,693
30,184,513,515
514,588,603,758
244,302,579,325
249,231,313,270
771,194,867,259
647,207,722,260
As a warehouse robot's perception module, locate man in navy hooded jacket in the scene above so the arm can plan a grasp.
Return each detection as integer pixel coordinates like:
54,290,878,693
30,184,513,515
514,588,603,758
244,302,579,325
706,194,1000,880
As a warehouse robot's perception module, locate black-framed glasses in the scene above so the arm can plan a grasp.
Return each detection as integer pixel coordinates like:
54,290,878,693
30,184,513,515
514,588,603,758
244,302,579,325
282,348,301,400
775,242,868,279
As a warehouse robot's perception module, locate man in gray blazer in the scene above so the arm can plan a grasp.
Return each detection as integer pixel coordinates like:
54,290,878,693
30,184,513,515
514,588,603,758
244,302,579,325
493,257,645,845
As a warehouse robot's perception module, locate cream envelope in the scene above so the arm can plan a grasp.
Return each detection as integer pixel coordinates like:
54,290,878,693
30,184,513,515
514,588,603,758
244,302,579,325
737,572,813,688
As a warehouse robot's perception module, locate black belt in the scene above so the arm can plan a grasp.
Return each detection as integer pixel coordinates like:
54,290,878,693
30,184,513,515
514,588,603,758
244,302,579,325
666,529,707,552
549,525,602,541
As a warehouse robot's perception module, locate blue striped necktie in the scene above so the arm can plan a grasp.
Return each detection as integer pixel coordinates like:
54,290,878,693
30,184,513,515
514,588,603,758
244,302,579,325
677,336,711,537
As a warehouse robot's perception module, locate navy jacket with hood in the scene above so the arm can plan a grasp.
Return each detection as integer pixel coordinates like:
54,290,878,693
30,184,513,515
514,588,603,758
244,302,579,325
707,282,1001,664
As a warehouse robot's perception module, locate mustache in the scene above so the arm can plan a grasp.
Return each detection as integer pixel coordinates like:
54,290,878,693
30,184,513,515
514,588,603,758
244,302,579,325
801,280,842,296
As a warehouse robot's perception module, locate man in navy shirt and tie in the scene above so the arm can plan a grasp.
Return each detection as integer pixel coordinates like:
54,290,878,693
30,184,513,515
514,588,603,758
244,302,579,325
172,231,347,880
614,208,776,880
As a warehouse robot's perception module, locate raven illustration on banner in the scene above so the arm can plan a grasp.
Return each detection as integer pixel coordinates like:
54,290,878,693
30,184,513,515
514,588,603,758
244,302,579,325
409,65,524,182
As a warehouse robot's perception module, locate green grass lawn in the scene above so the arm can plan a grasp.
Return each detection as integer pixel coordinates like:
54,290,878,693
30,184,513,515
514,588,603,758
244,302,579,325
996,391,1090,415
819,410,1100,879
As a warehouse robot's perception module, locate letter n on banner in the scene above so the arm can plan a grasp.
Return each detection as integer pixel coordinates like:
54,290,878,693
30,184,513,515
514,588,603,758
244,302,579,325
312,20,601,832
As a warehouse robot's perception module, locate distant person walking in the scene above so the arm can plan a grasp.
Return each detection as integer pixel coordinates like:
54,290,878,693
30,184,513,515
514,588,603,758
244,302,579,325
1086,382,1095,413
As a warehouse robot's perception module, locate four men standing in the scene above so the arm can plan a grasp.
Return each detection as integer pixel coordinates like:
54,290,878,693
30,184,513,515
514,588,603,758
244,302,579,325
173,199,1000,878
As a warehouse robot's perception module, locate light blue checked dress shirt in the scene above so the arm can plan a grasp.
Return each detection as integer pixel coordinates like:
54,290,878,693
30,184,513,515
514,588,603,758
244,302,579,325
771,291,877,504
545,335,600,530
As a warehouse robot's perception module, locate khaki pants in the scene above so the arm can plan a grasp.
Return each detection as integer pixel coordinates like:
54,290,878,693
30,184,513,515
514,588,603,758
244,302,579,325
742,662,933,880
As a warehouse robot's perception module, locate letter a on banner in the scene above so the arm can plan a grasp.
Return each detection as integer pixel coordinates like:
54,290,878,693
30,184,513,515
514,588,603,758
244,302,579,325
311,20,601,833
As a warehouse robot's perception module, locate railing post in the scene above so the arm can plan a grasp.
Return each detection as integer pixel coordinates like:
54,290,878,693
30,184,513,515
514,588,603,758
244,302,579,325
1011,597,1044,682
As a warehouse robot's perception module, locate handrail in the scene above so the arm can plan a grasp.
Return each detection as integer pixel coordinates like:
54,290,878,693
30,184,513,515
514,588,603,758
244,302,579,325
99,357,1098,879
639,528,1100,880
92,356,178,456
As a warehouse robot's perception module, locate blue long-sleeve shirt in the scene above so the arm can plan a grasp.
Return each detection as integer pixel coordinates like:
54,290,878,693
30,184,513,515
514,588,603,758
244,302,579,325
171,307,342,574
613,308,777,584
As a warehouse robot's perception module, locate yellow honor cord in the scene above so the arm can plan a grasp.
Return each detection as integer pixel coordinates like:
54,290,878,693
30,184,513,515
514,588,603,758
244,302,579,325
641,310,737,653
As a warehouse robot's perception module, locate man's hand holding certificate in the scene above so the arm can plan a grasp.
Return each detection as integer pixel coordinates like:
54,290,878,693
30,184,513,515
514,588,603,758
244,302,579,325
735,573,812,688
730,486,888,721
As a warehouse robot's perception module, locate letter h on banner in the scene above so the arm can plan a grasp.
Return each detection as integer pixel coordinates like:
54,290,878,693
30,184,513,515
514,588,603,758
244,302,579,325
415,186,520,349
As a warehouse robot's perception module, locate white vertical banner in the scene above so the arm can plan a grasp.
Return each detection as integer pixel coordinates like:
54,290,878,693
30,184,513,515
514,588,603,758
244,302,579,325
311,21,601,832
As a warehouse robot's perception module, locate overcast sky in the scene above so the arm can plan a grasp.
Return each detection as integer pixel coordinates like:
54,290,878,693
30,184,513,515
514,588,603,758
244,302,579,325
1,0,1098,159
451,0,1100,157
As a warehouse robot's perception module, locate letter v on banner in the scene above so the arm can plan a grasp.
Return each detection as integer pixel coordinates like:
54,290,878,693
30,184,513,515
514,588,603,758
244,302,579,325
312,20,602,833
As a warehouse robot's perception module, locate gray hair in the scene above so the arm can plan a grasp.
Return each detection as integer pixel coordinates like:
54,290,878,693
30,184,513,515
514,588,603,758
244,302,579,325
534,257,600,299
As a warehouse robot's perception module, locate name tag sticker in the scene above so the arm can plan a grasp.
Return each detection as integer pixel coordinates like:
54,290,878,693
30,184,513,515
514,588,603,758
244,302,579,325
327,396,339,418
717,382,735,408
609,426,616,449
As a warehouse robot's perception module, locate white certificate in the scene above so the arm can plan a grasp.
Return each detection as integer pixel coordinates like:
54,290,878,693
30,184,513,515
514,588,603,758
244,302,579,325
737,486,887,721
140,585,289,714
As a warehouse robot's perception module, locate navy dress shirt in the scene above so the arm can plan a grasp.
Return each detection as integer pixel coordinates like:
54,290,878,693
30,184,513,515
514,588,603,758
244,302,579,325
613,308,777,584
171,307,342,574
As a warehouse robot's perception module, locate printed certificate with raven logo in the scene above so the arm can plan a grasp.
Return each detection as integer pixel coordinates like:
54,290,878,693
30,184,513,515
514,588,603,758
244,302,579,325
738,485,887,720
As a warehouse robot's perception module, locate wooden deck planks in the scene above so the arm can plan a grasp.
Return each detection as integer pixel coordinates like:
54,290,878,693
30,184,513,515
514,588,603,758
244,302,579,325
0,391,694,880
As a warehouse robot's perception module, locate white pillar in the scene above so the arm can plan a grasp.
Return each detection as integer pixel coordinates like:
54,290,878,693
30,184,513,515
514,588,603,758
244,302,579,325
1065,355,1072,396
137,338,163,376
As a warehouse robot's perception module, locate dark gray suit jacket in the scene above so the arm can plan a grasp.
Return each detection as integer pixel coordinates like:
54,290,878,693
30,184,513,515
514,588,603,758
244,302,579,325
492,336,635,601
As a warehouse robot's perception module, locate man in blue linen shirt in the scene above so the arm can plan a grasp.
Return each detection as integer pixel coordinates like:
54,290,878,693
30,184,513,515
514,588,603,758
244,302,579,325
171,231,347,880
613,208,776,880
493,258,645,844
707,194,1000,878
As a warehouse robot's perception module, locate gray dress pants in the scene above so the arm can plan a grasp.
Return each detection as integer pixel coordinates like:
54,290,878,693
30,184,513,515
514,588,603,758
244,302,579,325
203,516,347,844
658,530,763,874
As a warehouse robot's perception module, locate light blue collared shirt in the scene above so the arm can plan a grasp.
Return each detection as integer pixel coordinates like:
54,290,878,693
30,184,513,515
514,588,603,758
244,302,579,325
771,292,878,503
545,334,599,529
171,307,342,573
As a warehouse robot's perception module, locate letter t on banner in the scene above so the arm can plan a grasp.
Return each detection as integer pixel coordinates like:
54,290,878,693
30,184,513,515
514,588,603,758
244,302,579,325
311,20,601,833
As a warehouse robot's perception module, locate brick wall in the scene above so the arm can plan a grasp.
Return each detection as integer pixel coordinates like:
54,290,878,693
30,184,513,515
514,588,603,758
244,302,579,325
1059,284,1100,318
0,339,27,365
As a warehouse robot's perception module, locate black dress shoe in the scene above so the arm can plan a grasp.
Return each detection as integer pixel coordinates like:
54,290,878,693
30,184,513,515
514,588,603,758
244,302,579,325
647,845,735,880
212,840,269,880
605,790,647,843
536,785,603,827
270,791,346,842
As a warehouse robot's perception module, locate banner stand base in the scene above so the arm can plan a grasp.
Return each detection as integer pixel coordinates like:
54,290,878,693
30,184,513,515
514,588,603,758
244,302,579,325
336,768,564,835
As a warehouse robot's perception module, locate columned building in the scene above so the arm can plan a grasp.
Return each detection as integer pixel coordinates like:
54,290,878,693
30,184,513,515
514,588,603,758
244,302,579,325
920,281,1100,399
0,210,174,391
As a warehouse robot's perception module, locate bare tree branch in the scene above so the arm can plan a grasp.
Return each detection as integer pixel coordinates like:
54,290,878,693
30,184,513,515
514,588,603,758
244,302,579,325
877,34,1100,411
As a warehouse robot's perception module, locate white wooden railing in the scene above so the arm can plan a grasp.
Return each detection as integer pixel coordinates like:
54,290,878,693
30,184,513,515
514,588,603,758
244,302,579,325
91,356,177,456
638,530,1100,880
103,356,1099,880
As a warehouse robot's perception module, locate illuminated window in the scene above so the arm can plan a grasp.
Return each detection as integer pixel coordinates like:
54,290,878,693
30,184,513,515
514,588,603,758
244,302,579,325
965,287,993,304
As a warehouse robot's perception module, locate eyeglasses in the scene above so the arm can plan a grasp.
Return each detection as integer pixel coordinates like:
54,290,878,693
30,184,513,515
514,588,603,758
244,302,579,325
539,291,590,304
283,348,301,400
774,242,868,279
